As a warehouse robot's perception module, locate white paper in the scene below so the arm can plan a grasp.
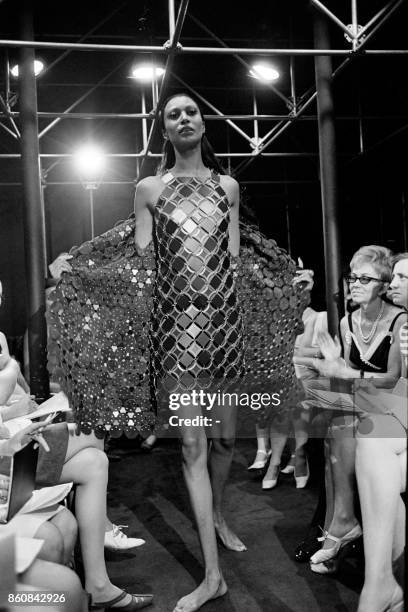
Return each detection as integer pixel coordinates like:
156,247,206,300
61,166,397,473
18,483,73,515
25,392,72,420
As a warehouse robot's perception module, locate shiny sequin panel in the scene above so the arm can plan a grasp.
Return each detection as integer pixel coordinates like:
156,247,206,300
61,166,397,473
47,218,157,438
151,174,243,398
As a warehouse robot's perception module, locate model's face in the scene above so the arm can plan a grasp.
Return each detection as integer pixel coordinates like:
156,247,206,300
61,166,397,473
162,95,205,150
348,263,385,306
389,259,408,308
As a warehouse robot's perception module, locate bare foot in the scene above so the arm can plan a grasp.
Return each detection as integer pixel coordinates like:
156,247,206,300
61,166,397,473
214,515,247,552
173,575,227,612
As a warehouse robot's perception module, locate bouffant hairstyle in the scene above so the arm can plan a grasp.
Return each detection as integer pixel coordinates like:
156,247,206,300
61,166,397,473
350,245,392,282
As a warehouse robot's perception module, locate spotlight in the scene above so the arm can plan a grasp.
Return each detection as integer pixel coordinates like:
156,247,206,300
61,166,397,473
249,63,280,83
10,59,44,78
130,64,165,82
73,145,106,181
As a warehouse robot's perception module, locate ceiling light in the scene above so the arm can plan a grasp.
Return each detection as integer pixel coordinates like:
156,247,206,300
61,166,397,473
10,59,44,78
249,63,280,83
73,145,106,180
130,64,165,82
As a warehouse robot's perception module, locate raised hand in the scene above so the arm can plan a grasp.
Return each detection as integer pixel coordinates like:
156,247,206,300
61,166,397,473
317,331,342,362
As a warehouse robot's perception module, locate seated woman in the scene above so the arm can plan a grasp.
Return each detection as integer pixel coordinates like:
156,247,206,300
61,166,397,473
355,252,407,612
0,423,87,612
0,335,153,610
303,246,405,572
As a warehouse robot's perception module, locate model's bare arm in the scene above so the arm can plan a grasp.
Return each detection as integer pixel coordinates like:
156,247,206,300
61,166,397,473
134,177,155,250
221,176,240,257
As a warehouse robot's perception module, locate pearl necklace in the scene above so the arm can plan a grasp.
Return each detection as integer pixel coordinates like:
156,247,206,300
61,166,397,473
357,301,385,344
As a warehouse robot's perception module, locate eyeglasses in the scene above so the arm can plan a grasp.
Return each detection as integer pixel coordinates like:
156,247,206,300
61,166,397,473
345,274,383,285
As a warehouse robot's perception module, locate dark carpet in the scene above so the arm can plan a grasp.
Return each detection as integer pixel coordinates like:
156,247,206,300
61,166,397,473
106,440,361,612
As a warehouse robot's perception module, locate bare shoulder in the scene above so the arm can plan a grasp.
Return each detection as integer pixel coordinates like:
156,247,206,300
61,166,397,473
219,174,239,191
219,174,240,204
136,175,163,196
135,175,165,209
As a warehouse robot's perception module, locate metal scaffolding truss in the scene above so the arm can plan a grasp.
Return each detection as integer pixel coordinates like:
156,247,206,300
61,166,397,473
0,0,406,184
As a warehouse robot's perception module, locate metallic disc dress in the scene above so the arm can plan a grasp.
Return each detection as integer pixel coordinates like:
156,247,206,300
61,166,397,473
151,171,243,399
47,174,309,438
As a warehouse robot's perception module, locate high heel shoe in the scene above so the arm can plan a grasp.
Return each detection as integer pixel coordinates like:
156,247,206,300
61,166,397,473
294,458,310,489
310,537,360,574
310,523,362,565
248,449,271,470
262,464,280,489
280,454,295,474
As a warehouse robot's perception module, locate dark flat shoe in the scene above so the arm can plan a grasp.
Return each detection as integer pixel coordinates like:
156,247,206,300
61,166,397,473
89,590,153,611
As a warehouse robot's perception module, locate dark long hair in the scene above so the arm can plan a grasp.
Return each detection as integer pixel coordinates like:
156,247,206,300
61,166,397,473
157,92,225,176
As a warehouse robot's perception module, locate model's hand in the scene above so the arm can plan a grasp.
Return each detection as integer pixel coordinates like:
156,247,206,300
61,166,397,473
48,253,73,279
317,331,342,361
292,269,314,291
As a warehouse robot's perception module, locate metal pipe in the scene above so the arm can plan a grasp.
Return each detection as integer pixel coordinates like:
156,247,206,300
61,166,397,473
168,0,176,40
141,90,148,152
4,111,407,121
0,151,321,159
0,179,318,187
252,88,258,147
19,0,49,400
1,38,407,55
310,0,356,40
138,0,189,179
188,13,293,108
314,11,343,334
172,73,253,145
351,0,358,51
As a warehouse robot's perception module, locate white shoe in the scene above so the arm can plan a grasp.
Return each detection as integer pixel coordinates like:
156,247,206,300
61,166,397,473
281,454,296,474
262,464,280,490
104,524,146,551
248,449,271,470
295,459,310,489
310,523,362,564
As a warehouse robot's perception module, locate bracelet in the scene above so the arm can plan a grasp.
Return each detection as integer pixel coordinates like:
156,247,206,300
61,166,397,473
360,369,365,379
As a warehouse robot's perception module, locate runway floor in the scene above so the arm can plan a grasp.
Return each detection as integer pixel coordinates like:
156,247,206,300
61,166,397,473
106,440,361,612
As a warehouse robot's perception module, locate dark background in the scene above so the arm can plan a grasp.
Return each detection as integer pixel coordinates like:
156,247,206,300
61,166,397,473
0,0,407,339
